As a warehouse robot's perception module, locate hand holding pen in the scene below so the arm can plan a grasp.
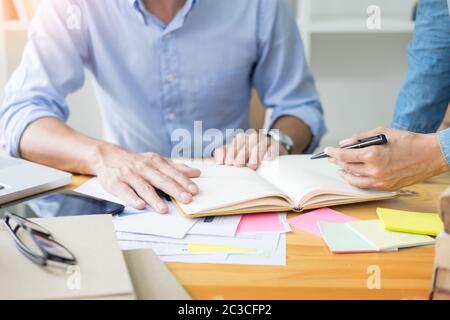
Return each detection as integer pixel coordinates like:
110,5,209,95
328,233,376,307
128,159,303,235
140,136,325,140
314,127,449,192
311,134,388,160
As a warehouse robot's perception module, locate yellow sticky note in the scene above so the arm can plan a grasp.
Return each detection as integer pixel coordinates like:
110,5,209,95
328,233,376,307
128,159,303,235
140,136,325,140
187,244,256,254
377,208,444,236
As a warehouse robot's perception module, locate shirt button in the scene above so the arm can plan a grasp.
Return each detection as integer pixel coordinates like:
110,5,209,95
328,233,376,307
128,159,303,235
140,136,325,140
165,74,175,82
164,33,172,39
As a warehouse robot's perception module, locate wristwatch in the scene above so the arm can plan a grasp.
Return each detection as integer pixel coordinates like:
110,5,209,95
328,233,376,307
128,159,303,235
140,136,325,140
266,129,295,154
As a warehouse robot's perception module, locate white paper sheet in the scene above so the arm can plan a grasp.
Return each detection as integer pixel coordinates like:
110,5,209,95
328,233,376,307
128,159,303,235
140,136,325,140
113,208,197,239
116,231,280,253
159,234,286,266
225,233,286,266
76,178,142,213
188,215,242,237
77,177,287,266
76,178,197,239
279,213,292,233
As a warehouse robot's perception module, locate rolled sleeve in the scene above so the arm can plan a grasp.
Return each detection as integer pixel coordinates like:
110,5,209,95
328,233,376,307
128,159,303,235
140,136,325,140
439,129,450,165
0,0,88,157
0,103,68,157
269,103,325,153
392,0,450,133
253,0,325,153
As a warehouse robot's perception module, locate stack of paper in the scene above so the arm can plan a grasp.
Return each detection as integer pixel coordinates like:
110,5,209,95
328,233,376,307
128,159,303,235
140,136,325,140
76,179,289,266
288,208,435,254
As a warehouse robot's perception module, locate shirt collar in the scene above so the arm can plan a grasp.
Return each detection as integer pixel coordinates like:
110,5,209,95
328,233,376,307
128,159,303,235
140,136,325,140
129,0,198,27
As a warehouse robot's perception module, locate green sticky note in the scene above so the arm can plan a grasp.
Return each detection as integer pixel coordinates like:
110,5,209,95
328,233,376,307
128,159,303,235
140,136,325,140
347,220,435,250
318,221,394,253
377,208,444,236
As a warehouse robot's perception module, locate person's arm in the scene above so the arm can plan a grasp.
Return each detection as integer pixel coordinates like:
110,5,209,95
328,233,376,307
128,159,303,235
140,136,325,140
271,116,312,154
324,0,450,191
20,118,103,175
21,118,200,212
214,0,325,169
0,0,199,212
392,0,450,135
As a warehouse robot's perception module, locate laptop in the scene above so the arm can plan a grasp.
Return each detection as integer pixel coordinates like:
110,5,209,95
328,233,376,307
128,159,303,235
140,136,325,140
0,155,72,205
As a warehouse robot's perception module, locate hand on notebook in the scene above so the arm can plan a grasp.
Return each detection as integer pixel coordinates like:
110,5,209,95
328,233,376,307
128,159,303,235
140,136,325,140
324,127,449,191
214,131,288,170
94,144,201,213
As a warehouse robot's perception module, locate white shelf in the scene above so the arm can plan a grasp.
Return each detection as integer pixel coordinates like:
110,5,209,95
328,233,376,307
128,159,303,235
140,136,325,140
300,18,414,34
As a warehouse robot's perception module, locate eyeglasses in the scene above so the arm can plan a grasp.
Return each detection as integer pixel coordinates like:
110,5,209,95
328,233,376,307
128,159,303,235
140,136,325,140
4,212,77,267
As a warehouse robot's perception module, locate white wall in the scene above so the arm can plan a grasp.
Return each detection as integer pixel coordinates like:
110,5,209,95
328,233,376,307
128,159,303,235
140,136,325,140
311,33,411,147
303,0,415,147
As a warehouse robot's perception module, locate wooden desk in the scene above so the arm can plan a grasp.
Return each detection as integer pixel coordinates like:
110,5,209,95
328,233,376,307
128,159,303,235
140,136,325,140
71,174,450,300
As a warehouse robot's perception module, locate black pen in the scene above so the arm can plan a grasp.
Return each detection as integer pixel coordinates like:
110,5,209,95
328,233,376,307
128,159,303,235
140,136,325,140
155,188,172,202
310,134,388,160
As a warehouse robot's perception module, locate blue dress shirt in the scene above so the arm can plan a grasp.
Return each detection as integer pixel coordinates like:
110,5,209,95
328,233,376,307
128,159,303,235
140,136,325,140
0,0,325,158
392,0,450,164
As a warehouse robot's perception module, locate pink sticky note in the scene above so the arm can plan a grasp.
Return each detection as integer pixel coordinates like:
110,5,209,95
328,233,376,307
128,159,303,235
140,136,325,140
237,213,283,233
287,208,357,237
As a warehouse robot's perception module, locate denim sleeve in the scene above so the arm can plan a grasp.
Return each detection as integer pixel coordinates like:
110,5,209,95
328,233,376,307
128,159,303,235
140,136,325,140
0,0,88,157
392,0,450,134
252,0,326,153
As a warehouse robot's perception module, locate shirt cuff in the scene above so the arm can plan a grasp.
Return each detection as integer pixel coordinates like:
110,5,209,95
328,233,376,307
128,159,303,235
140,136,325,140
269,104,326,154
1,104,67,158
438,129,450,165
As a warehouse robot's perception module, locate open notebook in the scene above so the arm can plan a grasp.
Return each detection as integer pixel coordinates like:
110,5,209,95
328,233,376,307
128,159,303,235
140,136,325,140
175,155,396,218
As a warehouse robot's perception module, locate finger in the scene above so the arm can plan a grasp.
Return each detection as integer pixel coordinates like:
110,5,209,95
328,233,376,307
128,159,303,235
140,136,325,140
172,162,202,178
158,158,199,195
338,136,359,147
264,142,280,161
339,127,387,146
110,181,146,209
235,132,259,167
338,163,372,177
214,145,226,165
235,146,249,167
235,133,257,167
339,170,378,189
248,139,269,170
125,175,168,213
225,133,246,166
142,168,193,204
325,147,367,164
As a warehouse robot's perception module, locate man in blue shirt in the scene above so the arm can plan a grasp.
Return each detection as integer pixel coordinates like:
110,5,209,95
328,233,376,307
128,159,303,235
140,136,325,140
0,0,325,212
325,0,450,191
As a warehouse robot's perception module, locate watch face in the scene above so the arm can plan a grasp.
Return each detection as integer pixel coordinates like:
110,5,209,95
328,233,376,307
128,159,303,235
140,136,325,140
279,131,294,146
269,130,294,153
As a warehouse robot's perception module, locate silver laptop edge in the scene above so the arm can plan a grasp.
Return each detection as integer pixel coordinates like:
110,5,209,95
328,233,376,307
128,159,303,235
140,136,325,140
0,156,72,205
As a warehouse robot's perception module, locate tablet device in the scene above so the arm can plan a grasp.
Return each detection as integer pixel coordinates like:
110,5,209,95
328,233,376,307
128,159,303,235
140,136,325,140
0,190,124,219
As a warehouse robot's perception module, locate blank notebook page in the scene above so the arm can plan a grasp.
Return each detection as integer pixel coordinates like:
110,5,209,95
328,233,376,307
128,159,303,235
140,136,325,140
178,163,285,214
257,155,392,206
